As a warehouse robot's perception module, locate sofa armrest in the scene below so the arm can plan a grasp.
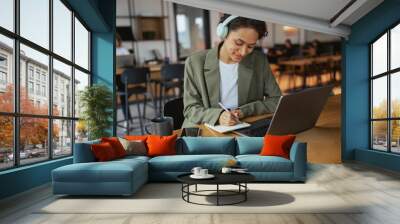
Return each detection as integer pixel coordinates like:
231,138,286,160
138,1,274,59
73,140,100,163
289,142,307,181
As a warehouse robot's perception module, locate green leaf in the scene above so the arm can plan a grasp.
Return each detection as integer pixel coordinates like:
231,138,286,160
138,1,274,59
79,84,113,140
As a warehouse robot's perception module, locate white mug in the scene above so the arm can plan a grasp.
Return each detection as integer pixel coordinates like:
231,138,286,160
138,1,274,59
191,167,202,176
200,169,208,176
221,167,232,174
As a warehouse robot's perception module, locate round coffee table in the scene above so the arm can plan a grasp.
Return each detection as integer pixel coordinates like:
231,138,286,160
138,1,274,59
177,173,255,206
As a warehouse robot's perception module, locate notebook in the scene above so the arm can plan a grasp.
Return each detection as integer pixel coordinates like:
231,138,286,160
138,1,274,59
204,122,251,133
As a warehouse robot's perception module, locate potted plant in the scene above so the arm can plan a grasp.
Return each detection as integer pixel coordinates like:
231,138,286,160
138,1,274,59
79,84,113,140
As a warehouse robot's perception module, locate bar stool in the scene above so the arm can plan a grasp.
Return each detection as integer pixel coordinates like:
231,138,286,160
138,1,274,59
116,74,131,125
121,67,156,134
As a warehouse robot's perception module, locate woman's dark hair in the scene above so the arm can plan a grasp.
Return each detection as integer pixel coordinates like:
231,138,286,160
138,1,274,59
220,14,267,39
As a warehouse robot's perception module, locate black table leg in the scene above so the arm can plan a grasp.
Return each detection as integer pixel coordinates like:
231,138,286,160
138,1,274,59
187,184,190,202
245,183,247,201
179,181,251,206
216,184,219,206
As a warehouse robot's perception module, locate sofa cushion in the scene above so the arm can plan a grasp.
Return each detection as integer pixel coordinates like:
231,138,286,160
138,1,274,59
260,135,296,159
236,137,263,155
149,154,235,172
118,138,147,156
73,139,101,163
147,134,177,157
177,137,236,155
124,135,148,141
101,137,127,158
52,159,147,183
236,155,293,172
115,155,150,163
91,142,118,162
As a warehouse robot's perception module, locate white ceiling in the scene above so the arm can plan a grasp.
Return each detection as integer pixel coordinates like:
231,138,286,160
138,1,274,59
225,0,352,23
166,0,384,38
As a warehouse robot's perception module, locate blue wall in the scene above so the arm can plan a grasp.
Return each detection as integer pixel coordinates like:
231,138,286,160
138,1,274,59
91,0,116,136
0,158,72,199
343,0,400,170
0,0,116,200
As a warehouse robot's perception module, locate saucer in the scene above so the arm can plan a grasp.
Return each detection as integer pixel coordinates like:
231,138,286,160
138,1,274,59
190,174,215,179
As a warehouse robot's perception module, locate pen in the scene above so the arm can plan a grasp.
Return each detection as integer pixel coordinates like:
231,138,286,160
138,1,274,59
218,102,240,123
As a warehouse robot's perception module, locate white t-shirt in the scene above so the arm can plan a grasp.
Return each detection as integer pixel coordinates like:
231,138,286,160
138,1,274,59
219,60,238,109
116,47,130,56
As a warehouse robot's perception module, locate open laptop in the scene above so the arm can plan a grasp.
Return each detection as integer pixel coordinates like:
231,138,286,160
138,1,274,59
234,85,333,137
116,54,135,68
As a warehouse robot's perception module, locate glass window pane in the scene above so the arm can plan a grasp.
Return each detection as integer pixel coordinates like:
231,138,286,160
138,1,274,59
20,44,49,115
53,119,72,158
391,120,400,153
0,0,14,31
372,33,387,76
53,0,72,60
20,117,49,165
391,24,400,70
74,69,89,117
0,116,14,170
372,121,388,151
20,0,49,49
391,72,400,118
53,59,72,117
75,120,88,143
176,5,207,59
0,35,14,112
372,76,387,119
75,18,89,70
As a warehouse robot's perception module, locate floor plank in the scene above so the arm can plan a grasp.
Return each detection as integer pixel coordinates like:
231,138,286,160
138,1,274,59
1,162,400,224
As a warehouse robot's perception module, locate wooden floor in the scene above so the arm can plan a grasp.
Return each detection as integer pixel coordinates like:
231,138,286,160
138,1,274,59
1,162,400,224
298,94,342,164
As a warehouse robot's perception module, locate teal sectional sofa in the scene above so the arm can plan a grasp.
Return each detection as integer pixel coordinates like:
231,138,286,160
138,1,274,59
52,137,307,196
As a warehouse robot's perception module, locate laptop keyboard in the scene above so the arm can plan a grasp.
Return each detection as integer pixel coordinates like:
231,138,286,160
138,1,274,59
235,118,272,137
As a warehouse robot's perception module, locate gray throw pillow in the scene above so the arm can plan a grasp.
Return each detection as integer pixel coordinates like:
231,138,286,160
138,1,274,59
118,137,147,156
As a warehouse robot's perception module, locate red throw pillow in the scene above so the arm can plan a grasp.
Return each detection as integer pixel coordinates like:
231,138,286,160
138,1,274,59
146,134,177,157
101,137,126,158
124,135,148,141
260,134,296,159
91,142,117,161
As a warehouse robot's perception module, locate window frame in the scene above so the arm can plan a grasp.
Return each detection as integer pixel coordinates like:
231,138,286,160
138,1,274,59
0,0,92,171
370,20,400,154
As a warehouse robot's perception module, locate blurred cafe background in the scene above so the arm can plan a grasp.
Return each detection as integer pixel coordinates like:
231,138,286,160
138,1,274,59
115,0,342,158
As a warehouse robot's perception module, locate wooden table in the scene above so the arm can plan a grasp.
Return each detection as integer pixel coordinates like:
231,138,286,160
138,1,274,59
277,55,341,90
278,55,341,67
116,64,162,77
174,113,273,137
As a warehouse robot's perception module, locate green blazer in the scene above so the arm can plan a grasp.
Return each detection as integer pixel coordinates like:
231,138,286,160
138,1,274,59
182,46,282,128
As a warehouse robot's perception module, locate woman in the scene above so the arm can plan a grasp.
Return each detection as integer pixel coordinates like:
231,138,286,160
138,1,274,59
182,14,282,128
116,33,130,56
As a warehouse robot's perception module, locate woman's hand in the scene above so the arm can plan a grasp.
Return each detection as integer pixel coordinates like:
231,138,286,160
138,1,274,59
218,109,242,126
231,109,243,119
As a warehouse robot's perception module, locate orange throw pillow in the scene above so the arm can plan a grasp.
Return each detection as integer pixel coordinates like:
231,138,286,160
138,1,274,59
91,142,117,161
101,137,126,158
146,134,177,157
124,135,148,141
260,134,296,159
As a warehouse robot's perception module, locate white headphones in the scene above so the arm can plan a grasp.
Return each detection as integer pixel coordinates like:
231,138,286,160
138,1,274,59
216,15,239,39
